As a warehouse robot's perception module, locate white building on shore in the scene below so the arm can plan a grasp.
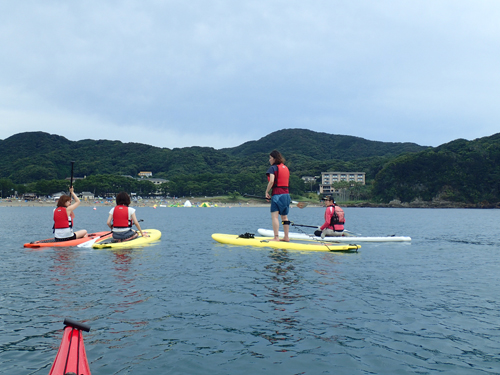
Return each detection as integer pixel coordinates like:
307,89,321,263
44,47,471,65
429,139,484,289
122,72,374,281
319,171,366,195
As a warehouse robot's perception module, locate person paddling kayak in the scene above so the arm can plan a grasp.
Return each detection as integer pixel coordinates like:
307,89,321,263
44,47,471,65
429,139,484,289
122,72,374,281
53,187,88,242
107,191,147,242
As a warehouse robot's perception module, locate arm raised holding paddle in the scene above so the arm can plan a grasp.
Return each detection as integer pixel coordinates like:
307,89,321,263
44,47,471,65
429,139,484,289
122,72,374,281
54,187,88,241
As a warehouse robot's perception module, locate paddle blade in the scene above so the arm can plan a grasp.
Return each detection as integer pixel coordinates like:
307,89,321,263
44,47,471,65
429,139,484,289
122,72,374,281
77,238,98,248
296,202,308,209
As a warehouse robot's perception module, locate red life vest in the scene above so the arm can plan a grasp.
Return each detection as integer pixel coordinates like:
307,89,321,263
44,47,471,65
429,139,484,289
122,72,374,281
113,205,132,228
53,207,72,229
268,163,289,194
330,205,345,231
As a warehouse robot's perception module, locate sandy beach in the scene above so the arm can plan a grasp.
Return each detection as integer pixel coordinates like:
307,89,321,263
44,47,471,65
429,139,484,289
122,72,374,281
0,198,273,208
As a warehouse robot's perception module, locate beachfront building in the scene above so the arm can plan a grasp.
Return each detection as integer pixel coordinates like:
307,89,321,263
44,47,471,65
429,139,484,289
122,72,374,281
80,191,95,200
52,191,67,200
149,178,168,185
138,171,153,178
301,176,320,192
150,178,168,195
319,171,366,195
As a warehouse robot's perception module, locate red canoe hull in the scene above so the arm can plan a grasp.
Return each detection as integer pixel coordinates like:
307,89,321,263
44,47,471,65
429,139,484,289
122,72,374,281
49,324,91,375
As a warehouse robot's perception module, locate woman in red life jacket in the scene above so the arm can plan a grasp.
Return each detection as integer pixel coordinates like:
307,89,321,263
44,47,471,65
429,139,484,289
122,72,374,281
265,150,291,242
53,187,88,241
314,195,345,238
107,191,146,242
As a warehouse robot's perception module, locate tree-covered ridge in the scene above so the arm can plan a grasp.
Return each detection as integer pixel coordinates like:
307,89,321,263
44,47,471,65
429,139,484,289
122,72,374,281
2,130,500,205
223,128,428,160
0,129,427,183
372,133,500,204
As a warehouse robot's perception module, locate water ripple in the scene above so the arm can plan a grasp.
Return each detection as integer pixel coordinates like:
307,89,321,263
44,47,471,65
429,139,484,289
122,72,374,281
2,207,500,374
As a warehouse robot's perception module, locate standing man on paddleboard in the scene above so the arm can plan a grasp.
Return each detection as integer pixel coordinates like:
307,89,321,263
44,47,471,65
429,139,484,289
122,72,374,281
314,195,345,238
265,150,291,242
53,187,88,241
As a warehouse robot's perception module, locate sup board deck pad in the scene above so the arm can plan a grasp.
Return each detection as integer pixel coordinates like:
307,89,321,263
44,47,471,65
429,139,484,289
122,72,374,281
258,228,412,242
212,233,360,252
24,231,111,248
92,229,161,249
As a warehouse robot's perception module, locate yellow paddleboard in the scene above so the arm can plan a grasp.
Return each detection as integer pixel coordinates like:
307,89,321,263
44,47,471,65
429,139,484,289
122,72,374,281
212,233,360,252
92,229,161,249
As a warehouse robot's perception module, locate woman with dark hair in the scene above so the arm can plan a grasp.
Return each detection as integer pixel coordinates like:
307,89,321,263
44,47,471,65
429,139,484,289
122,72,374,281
265,150,291,242
314,195,345,238
53,187,88,241
107,191,146,241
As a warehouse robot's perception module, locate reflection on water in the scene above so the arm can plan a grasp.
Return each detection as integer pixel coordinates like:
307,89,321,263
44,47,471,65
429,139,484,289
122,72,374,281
262,249,303,346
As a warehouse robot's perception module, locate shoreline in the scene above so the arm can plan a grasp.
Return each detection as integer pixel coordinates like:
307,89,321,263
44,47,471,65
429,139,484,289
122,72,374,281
0,199,498,209
0,199,273,208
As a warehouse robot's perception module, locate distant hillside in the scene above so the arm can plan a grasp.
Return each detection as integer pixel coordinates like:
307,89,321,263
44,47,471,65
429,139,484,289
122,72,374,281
2,129,499,205
372,132,500,204
225,129,427,161
0,129,427,183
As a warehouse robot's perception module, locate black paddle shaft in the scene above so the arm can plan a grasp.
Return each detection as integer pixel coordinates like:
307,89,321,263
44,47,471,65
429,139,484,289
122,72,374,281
70,161,75,190
291,223,318,228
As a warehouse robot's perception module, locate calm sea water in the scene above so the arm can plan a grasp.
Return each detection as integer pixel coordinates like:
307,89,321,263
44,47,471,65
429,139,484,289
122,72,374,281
1,205,500,374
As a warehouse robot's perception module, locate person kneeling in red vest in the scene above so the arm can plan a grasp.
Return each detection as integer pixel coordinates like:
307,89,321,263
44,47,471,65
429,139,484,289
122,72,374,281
107,191,147,242
314,195,345,238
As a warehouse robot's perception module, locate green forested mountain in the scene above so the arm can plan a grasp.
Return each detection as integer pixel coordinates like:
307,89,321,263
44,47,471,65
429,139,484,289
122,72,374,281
372,133,500,204
0,129,427,183
225,128,426,160
2,129,499,205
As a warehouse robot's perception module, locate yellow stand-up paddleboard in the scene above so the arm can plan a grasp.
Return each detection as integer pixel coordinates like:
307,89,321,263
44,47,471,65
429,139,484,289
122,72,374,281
212,233,360,252
93,229,161,249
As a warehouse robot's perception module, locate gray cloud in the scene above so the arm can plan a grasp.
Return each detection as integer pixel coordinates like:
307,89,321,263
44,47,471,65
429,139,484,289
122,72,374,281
1,0,499,148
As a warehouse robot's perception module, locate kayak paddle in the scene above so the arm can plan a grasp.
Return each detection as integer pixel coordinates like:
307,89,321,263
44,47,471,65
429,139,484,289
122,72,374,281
291,223,360,236
70,161,75,191
77,231,112,248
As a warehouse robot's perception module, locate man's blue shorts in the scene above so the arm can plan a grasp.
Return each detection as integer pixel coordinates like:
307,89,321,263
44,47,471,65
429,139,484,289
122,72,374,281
270,194,291,215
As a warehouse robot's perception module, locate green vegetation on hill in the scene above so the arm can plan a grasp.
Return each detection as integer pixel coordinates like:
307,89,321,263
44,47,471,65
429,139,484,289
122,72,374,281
372,133,500,204
1,129,499,205
0,129,426,183
225,128,427,161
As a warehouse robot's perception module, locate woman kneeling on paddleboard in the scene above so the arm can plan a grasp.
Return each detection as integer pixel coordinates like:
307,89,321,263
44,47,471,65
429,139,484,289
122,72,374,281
54,187,88,241
107,191,146,242
314,195,345,238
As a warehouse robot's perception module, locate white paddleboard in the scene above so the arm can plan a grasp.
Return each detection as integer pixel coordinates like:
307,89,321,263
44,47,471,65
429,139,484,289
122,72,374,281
257,228,411,242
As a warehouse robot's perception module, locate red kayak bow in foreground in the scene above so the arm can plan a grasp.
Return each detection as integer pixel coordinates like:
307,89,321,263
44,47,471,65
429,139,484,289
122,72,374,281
49,318,91,375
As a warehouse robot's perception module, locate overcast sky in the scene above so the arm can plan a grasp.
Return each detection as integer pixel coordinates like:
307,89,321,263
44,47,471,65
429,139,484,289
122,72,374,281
1,1,499,149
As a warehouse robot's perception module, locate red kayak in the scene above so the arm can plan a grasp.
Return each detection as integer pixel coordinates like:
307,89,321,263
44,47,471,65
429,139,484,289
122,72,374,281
49,318,92,375
24,231,111,248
